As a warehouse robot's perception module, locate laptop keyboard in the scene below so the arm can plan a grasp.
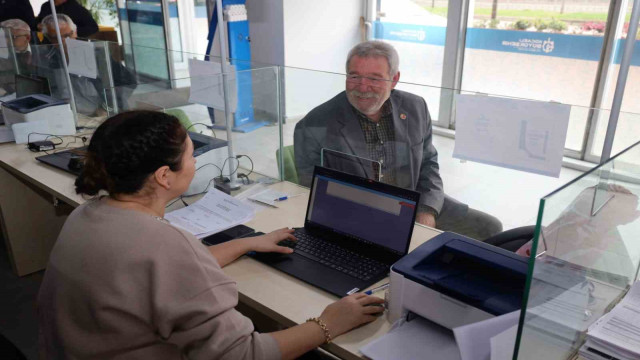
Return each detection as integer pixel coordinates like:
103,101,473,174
279,231,388,281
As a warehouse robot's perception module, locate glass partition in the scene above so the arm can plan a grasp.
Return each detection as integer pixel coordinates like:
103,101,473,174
514,140,640,359
102,65,282,196
282,67,606,240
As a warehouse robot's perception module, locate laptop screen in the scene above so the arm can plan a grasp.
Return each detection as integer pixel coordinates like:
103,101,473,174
15,74,51,98
306,168,419,254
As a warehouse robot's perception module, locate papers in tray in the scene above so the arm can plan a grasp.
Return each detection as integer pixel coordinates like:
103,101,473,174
580,281,640,360
360,317,462,360
165,189,254,238
360,311,520,360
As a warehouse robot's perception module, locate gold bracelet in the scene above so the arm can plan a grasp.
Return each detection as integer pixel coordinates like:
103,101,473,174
306,317,332,344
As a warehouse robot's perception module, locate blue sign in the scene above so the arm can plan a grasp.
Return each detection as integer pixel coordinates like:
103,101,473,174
374,21,640,66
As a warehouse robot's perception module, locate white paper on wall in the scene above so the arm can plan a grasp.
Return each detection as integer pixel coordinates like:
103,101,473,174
65,38,98,79
187,58,237,112
453,94,570,177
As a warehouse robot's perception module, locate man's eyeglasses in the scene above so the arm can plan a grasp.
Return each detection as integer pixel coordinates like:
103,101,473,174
10,34,29,40
346,74,391,87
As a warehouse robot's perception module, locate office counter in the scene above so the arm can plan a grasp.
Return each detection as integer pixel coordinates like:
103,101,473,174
0,141,441,359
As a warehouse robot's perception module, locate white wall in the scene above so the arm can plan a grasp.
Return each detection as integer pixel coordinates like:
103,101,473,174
282,0,363,119
30,0,47,17
247,0,285,66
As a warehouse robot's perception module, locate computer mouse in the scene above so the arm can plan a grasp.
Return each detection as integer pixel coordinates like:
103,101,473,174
68,156,84,172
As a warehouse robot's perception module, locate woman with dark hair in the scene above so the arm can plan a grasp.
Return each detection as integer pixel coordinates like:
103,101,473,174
37,110,384,359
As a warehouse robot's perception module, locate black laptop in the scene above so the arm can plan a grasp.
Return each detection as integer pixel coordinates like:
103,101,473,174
35,132,227,176
249,166,420,297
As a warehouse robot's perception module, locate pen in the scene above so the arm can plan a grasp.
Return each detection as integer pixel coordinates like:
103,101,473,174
365,283,389,295
274,193,305,201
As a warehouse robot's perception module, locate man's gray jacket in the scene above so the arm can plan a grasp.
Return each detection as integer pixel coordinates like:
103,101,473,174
294,89,445,214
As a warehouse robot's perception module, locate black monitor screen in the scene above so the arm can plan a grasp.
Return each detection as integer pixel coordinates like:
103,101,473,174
307,174,417,254
15,75,51,98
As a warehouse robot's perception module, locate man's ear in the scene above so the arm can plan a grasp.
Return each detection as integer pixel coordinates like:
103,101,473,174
153,165,172,190
391,71,400,89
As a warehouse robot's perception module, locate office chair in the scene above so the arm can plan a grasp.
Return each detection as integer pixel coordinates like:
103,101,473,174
482,225,535,253
165,108,193,130
276,145,299,184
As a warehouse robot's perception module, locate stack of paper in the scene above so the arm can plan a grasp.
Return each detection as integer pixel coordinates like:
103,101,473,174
579,281,640,360
165,189,254,238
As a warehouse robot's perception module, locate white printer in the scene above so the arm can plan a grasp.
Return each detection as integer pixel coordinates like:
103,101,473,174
388,232,528,329
1,94,75,143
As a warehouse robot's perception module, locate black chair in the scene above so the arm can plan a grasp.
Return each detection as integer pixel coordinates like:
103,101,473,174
483,225,536,253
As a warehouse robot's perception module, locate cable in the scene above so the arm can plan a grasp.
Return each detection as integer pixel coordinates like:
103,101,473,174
185,122,217,138
196,162,224,177
221,156,240,178
27,132,64,148
236,154,254,183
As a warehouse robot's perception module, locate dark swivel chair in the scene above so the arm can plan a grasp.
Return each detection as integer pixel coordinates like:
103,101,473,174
482,225,536,253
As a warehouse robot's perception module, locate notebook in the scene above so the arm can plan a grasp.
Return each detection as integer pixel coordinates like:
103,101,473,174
35,132,227,176
249,166,421,297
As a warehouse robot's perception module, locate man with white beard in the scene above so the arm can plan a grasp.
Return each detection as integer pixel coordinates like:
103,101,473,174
294,41,502,241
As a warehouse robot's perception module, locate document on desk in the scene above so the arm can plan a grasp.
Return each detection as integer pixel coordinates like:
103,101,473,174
360,317,461,360
585,281,640,357
165,189,254,238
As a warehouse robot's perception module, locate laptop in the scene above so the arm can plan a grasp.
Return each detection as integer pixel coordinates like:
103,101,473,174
249,166,421,297
15,74,51,98
35,132,227,176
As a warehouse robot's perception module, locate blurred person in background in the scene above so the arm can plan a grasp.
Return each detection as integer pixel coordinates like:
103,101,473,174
0,0,36,31
36,0,98,39
0,19,33,97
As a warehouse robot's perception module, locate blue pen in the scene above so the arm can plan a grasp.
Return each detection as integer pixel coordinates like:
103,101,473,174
274,193,304,201
365,283,389,295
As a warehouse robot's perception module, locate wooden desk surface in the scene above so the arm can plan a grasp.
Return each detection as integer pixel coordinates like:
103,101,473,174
0,142,85,207
0,143,441,359
233,181,441,359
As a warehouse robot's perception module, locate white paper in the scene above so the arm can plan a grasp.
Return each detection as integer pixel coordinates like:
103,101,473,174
165,189,254,237
65,38,98,79
490,325,518,360
234,183,271,212
248,188,287,207
453,94,570,177
0,29,8,59
360,317,461,360
453,310,520,360
187,59,237,111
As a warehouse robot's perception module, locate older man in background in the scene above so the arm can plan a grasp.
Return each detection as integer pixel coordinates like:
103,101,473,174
294,41,503,241
37,14,136,116
0,19,34,97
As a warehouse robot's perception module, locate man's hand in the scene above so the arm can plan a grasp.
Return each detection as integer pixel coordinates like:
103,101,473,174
415,211,436,228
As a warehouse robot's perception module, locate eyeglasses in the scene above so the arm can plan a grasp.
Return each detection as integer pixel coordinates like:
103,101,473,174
346,74,391,87
10,34,29,40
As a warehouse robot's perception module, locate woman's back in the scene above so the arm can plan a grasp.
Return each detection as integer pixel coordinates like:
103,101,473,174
38,199,279,359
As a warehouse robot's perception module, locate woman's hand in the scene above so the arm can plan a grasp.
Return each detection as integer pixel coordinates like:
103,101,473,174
318,293,385,338
243,228,297,254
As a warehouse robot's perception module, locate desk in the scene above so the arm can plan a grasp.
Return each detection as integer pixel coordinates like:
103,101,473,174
0,142,441,359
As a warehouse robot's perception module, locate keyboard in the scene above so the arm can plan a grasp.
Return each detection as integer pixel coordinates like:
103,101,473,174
279,230,388,281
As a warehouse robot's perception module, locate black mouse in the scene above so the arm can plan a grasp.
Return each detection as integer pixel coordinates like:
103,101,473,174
68,156,84,172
